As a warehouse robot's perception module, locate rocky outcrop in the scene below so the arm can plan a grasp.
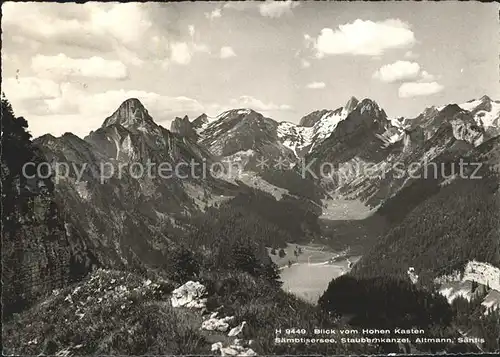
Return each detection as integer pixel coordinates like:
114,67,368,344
2,176,97,317
1,105,97,318
171,281,255,355
211,340,257,356
191,113,209,130
344,96,359,115
407,267,419,284
228,321,247,337
201,312,235,332
170,281,208,309
403,126,425,154
170,115,198,139
450,118,484,146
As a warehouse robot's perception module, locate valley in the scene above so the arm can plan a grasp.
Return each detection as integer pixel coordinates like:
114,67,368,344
2,2,499,355
2,92,500,355
272,242,362,304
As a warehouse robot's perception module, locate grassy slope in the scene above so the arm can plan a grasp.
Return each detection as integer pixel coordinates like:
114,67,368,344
2,269,378,356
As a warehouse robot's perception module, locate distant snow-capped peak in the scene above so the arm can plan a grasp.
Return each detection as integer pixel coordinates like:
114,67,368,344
277,97,387,156
433,96,499,136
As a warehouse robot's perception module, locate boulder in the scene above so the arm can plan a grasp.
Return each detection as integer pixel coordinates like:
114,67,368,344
211,341,257,356
228,321,247,337
171,281,207,308
407,267,419,284
201,315,235,332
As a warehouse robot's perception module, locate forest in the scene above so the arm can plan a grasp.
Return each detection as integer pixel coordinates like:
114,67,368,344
352,139,500,283
318,274,498,353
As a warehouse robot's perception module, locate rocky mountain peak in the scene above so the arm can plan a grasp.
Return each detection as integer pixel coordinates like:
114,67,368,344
479,95,491,103
440,104,463,117
299,109,331,127
356,98,386,120
221,108,258,119
101,98,156,129
344,96,359,114
194,113,207,122
473,95,493,113
191,113,209,130
170,115,197,139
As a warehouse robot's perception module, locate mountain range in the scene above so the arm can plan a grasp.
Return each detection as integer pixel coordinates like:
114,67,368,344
2,92,500,354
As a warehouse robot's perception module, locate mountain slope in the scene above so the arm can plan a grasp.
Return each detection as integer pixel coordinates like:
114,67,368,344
311,97,494,210
302,98,393,193
352,135,500,282
1,99,96,318
277,96,360,157
197,109,295,164
451,95,500,138
31,99,325,276
33,99,240,272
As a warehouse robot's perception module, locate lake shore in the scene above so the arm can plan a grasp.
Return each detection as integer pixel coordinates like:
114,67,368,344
268,243,361,304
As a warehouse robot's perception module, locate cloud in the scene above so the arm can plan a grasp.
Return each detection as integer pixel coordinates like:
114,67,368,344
398,82,444,98
193,43,210,53
373,61,440,86
170,41,209,65
404,50,418,59
220,46,236,59
306,82,326,89
3,76,208,137
3,77,62,102
313,19,415,57
259,0,299,18
373,61,421,83
420,70,436,81
222,2,257,11
2,3,154,50
2,78,81,119
211,2,297,18
170,42,192,65
229,95,292,112
1,3,189,66
31,53,128,80
205,8,222,20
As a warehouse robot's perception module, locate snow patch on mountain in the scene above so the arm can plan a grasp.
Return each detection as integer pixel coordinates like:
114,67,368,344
462,261,500,291
439,281,475,304
311,110,349,149
195,115,220,136
277,109,347,156
435,96,500,132
435,261,500,312
473,101,500,128
277,122,312,157
482,290,500,314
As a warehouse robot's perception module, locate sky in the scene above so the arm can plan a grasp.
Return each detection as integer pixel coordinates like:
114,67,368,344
2,1,499,138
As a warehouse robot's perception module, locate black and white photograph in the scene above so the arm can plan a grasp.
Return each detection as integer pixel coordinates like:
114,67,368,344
1,1,499,355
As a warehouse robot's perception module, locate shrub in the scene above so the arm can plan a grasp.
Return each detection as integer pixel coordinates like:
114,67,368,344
164,245,200,284
278,248,286,258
